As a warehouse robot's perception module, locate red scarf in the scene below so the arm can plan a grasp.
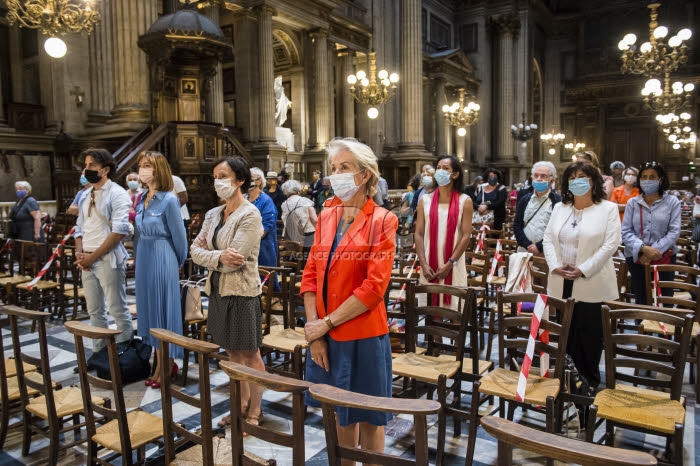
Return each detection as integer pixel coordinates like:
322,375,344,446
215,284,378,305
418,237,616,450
429,188,460,305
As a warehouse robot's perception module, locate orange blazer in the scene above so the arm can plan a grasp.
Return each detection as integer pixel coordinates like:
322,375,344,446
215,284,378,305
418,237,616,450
300,197,398,341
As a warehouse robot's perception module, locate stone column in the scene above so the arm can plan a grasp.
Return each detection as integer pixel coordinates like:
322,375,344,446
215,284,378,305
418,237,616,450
233,10,259,142
327,41,336,140
398,0,424,151
491,15,520,160
257,5,276,142
0,62,13,132
340,51,355,138
8,27,23,103
87,0,114,125
312,29,330,149
434,78,447,156
205,3,225,125
110,0,158,123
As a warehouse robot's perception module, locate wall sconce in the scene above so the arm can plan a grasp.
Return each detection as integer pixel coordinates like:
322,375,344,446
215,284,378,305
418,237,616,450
70,85,85,107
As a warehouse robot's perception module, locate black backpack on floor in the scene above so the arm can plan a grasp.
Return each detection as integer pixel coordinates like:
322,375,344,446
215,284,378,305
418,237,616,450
86,338,152,384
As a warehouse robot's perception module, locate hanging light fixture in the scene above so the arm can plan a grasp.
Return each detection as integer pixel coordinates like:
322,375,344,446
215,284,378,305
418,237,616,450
671,132,696,150
642,76,694,113
540,128,565,155
510,113,538,148
618,3,691,77
6,0,101,57
441,88,480,137
565,141,587,161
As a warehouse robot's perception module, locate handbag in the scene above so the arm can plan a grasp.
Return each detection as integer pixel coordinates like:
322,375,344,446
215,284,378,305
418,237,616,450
86,338,152,384
472,187,494,224
636,205,672,265
181,278,208,321
693,218,700,243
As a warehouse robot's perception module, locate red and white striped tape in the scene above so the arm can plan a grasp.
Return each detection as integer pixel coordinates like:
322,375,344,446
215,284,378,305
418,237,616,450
474,224,490,254
391,254,418,311
25,227,75,291
652,265,668,336
189,214,200,227
515,294,548,402
0,238,10,255
260,271,272,287
487,239,502,283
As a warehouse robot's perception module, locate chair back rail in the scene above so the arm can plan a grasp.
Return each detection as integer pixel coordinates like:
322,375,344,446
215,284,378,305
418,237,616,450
309,383,440,466
480,415,657,466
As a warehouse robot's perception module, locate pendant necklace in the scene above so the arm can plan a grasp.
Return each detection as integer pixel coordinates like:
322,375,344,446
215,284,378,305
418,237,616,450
571,208,583,228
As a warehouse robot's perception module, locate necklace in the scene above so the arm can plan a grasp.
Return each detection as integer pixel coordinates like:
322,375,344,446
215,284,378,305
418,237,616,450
571,208,583,228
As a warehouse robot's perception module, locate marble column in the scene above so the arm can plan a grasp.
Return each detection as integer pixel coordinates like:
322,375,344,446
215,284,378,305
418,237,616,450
327,42,336,140
233,10,259,142
434,78,447,156
110,0,158,123
340,51,355,138
87,0,114,125
399,0,424,151
257,5,276,142
492,15,520,160
205,3,224,125
312,29,330,149
0,62,12,132
8,27,23,103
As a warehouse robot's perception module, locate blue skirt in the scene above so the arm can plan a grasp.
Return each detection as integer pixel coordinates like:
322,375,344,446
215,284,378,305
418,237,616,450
305,333,393,427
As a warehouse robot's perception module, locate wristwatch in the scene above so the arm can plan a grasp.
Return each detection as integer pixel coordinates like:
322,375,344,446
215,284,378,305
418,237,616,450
448,258,457,265
324,315,335,329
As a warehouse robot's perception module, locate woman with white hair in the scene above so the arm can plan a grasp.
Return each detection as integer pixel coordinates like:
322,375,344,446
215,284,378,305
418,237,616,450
10,181,44,242
301,137,398,457
248,167,279,293
280,180,317,267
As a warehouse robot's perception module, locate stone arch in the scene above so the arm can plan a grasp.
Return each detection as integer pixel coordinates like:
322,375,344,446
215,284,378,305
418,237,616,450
272,29,302,70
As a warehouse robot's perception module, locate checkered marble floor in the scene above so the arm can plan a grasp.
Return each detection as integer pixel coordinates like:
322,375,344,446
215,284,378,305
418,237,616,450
0,301,698,465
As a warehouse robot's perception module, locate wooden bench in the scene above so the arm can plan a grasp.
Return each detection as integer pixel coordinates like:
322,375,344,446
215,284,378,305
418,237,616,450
480,415,657,465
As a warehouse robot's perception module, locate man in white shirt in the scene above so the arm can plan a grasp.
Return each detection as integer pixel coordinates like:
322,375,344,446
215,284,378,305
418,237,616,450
74,149,133,352
171,175,190,233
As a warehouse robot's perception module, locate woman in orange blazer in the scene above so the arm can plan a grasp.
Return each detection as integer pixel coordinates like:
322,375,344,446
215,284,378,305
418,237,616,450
302,137,398,456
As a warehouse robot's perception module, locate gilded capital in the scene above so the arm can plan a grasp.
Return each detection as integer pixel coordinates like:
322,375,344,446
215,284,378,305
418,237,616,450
489,15,521,37
254,4,276,18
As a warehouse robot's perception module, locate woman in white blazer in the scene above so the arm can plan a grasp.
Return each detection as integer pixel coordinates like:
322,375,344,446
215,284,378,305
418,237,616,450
543,161,620,390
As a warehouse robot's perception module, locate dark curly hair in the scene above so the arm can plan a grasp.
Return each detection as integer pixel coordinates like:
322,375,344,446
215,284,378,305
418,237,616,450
212,157,252,193
437,155,465,193
408,173,421,191
482,167,503,184
561,161,606,205
81,148,116,179
637,162,669,195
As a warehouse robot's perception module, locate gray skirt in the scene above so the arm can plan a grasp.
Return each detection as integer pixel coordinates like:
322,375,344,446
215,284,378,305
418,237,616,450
208,272,263,351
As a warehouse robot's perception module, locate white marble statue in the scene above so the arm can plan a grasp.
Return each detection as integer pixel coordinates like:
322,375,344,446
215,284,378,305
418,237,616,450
274,75,291,127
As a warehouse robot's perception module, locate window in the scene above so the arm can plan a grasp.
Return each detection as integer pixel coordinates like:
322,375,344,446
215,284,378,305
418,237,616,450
430,15,451,50
460,23,478,53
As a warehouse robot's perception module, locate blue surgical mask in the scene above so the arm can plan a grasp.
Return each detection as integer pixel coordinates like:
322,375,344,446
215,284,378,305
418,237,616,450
127,180,139,190
80,174,89,186
421,176,434,189
433,169,452,187
16,190,27,199
532,180,549,193
640,179,659,195
568,177,591,197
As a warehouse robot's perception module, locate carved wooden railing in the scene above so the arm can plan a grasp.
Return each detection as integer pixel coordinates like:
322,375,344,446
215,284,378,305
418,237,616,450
112,125,153,168
115,123,169,180
222,128,255,167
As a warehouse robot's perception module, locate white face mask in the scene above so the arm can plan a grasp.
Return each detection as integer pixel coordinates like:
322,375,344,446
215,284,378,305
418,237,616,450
139,167,154,185
624,174,637,184
421,176,434,189
214,178,238,199
329,170,364,201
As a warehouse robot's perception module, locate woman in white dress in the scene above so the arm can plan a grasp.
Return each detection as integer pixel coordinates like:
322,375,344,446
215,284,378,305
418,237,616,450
414,156,473,308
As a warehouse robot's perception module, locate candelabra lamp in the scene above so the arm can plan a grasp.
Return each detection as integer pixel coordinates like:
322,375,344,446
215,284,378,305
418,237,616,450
618,3,691,77
442,88,480,137
642,76,694,113
672,132,696,150
6,0,101,58
540,128,565,155
510,113,538,148
346,52,399,119
565,141,587,161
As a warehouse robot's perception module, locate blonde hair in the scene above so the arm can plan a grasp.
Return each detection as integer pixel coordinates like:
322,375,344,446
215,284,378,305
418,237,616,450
326,137,379,197
575,150,600,168
137,151,174,192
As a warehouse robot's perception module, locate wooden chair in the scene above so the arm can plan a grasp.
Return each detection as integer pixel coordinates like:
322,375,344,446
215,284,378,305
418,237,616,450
261,271,308,380
392,283,477,466
467,291,575,465
586,307,693,466
64,321,164,465
3,305,104,465
149,328,222,465
384,276,419,356
464,251,494,358
481,415,657,466
58,245,88,321
219,360,312,466
0,305,41,449
179,275,209,385
529,256,549,295
14,241,61,322
0,240,33,304
309,383,441,466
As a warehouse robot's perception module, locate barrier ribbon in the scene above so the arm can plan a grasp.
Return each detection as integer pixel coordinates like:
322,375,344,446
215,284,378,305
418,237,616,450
474,224,490,254
391,254,418,311
487,239,502,283
25,227,75,291
515,294,548,402
0,238,10,255
652,265,668,336
260,271,272,287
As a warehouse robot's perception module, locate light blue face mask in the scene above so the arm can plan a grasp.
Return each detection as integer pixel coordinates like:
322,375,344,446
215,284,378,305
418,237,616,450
433,169,452,187
568,177,591,197
80,174,89,186
640,179,660,195
531,180,549,193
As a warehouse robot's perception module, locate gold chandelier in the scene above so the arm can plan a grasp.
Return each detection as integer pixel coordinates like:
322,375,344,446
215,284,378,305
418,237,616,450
618,3,691,77
346,52,399,119
6,0,101,57
540,128,565,155
642,75,694,113
441,88,480,137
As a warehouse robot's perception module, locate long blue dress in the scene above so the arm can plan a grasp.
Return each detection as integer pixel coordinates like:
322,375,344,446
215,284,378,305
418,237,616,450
135,191,188,358
251,192,279,291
